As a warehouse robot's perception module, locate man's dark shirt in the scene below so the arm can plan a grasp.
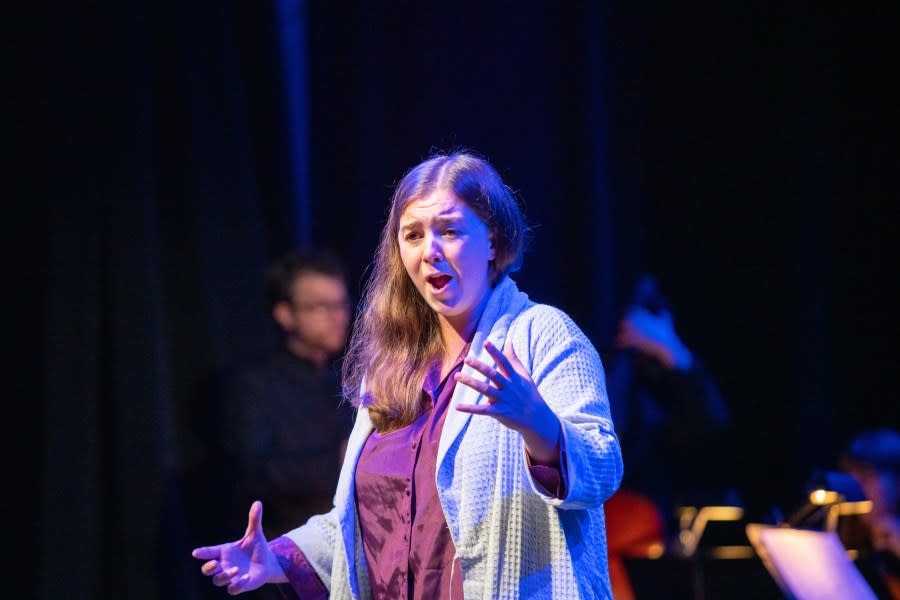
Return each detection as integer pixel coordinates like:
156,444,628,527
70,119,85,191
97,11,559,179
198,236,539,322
223,348,353,539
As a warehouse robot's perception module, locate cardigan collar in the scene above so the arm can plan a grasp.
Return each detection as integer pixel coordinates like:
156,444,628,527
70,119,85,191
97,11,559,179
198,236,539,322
436,276,532,470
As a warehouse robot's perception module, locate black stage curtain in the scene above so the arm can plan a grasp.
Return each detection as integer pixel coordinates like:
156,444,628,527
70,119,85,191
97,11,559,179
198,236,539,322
10,3,895,599
15,2,301,598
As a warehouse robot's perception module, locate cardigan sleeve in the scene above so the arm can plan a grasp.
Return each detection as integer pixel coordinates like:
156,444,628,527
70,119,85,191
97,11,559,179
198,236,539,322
269,535,329,599
513,305,623,509
279,504,342,591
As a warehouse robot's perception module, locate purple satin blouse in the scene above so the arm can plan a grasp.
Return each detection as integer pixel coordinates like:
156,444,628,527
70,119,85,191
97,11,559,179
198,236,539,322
354,360,466,599
271,356,564,599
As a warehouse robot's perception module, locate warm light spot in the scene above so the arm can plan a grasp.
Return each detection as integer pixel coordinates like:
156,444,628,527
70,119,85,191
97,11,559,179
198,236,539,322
676,505,746,557
837,500,873,516
646,542,665,559
678,506,698,530
809,489,841,505
709,545,755,559
702,506,744,521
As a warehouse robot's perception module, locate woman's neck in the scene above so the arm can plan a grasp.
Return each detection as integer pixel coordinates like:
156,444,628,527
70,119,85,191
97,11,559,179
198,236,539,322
437,291,490,375
439,327,470,372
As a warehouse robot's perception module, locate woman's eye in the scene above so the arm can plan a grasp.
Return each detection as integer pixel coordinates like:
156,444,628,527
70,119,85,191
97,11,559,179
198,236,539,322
443,228,459,237
404,232,421,241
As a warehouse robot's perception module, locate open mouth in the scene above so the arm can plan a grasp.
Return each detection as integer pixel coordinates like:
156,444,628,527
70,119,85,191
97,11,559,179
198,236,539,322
427,274,452,292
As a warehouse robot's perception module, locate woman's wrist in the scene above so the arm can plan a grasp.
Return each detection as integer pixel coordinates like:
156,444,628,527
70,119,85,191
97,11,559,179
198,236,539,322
522,406,562,465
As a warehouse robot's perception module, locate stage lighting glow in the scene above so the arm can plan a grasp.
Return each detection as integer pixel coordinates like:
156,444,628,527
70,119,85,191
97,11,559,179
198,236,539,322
676,505,746,557
645,542,665,559
809,488,841,505
837,500,873,516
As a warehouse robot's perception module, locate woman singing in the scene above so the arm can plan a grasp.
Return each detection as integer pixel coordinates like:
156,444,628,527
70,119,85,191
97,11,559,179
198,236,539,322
193,151,623,599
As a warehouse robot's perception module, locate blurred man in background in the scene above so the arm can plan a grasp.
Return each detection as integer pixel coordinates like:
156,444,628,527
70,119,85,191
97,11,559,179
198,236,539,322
184,249,353,600
218,249,354,600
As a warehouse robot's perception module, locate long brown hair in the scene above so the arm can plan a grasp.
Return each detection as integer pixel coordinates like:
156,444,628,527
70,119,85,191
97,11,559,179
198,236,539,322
342,151,528,431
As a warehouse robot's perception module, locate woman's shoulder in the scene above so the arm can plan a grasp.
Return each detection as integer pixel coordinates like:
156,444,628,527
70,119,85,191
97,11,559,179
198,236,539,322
515,301,577,328
511,302,592,345
509,302,605,381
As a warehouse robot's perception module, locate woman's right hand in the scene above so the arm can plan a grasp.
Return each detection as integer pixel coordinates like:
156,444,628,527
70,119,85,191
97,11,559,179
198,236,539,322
191,500,288,594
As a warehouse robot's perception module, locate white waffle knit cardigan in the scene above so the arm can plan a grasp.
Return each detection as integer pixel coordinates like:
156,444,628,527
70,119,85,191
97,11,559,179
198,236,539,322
283,277,623,599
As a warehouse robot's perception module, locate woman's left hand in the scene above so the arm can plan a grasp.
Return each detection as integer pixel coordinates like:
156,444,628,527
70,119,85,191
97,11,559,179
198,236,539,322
455,340,561,464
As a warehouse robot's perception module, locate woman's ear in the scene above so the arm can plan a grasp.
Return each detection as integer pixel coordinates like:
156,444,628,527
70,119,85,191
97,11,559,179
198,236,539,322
488,232,496,261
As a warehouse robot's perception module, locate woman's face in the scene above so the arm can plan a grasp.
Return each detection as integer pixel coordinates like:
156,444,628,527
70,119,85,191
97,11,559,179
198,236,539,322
397,189,495,335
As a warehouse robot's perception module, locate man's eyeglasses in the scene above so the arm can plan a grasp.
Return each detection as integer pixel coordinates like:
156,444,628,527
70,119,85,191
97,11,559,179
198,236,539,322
292,299,352,316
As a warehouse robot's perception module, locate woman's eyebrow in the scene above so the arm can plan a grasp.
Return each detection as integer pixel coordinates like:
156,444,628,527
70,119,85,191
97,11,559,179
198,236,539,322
432,213,464,226
398,217,424,231
400,213,463,230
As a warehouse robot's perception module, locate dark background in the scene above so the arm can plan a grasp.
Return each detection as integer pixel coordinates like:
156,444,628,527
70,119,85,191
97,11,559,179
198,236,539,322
10,2,896,598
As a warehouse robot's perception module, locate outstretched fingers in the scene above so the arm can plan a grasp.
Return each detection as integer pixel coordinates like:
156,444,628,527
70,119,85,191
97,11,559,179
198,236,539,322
243,500,264,540
199,559,222,576
462,358,506,390
482,341,514,377
454,401,493,415
454,372,500,401
502,341,529,376
212,566,241,587
227,573,254,595
192,546,219,561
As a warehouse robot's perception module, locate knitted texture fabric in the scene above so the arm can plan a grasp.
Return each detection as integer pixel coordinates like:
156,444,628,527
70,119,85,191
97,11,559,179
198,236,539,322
284,277,623,599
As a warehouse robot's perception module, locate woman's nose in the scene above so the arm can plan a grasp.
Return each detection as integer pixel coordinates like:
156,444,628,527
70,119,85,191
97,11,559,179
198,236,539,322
424,234,443,263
